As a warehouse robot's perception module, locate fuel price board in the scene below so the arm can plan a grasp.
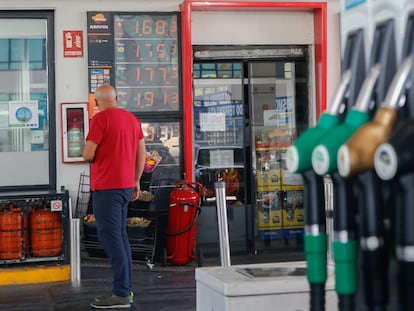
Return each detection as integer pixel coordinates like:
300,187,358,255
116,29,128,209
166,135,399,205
87,12,181,114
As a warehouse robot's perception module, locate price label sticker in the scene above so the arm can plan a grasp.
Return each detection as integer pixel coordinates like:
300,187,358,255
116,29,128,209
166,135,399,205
51,200,63,212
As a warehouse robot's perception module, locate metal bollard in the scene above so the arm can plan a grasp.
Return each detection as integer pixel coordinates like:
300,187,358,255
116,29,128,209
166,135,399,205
70,218,81,285
215,181,231,266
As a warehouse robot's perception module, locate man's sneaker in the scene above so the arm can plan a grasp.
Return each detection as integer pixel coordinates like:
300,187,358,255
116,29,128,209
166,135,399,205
90,293,131,309
95,292,134,304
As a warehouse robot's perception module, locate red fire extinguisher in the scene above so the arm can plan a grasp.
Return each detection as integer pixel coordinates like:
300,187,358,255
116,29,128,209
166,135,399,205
165,181,203,266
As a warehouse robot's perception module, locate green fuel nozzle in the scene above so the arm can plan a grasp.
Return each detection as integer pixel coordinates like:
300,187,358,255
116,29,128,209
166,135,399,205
311,65,380,175
286,70,351,174
285,114,340,173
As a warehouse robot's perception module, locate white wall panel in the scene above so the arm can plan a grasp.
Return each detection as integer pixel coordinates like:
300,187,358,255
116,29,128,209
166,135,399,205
192,10,314,45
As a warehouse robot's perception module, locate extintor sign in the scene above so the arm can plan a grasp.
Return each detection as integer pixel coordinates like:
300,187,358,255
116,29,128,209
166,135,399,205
63,30,83,58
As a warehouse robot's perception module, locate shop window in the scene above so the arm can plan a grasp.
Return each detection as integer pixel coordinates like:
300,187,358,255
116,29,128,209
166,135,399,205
194,62,242,79
0,12,55,190
0,38,45,70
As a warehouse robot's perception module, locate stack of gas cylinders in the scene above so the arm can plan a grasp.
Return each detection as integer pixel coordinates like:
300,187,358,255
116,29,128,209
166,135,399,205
0,202,62,261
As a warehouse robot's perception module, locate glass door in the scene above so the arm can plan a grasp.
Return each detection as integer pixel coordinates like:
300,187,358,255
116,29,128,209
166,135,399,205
249,61,308,252
192,56,311,258
193,62,247,254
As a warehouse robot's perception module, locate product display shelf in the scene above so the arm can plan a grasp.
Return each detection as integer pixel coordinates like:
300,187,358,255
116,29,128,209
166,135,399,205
77,172,159,265
254,130,304,243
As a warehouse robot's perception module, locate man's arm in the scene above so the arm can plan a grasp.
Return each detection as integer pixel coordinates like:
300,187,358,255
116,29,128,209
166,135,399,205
135,138,147,182
82,140,98,162
131,138,146,201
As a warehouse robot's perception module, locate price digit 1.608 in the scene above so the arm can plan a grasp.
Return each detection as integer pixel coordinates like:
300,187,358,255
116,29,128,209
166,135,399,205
135,19,173,35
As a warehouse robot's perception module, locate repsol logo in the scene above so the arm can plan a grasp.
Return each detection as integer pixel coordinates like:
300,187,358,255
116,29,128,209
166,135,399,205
90,25,109,30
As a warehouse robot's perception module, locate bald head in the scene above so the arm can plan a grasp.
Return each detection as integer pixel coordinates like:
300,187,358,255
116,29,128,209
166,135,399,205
95,85,118,111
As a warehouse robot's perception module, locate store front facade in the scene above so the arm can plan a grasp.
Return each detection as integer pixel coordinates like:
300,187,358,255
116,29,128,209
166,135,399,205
0,0,341,263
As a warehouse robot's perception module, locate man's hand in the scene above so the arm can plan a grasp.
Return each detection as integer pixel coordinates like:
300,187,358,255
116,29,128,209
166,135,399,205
131,181,141,201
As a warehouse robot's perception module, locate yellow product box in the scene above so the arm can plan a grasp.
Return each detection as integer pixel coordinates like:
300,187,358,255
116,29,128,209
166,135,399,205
282,184,304,191
257,185,282,193
282,209,305,228
281,190,304,228
256,191,282,230
256,168,281,188
280,168,304,187
257,209,282,230
279,149,304,186
256,148,281,188
257,191,281,210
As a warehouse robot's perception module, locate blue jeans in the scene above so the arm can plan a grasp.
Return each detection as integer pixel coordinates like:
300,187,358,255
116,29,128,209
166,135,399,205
93,188,133,297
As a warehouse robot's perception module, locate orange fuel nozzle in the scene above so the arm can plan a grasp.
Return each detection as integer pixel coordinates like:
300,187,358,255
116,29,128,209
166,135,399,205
337,56,413,178
337,107,398,177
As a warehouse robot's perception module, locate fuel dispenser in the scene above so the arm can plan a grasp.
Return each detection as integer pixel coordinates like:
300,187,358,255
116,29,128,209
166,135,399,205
286,70,352,310
337,26,414,311
373,14,414,311
287,12,398,311
284,2,412,310
310,15,399,310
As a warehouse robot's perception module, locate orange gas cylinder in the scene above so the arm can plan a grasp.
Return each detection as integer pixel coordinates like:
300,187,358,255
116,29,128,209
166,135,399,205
30,206,62,257
0,203,28,260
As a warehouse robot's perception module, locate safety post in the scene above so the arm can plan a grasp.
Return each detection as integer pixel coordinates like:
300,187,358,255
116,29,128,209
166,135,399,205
215,180,231,267
70,218,81,285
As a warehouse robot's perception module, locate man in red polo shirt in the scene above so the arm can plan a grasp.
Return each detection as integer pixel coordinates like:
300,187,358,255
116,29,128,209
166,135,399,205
83,84,146,309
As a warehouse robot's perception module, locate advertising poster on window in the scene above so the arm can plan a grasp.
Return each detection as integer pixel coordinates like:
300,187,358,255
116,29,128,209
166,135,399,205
8,100,39,128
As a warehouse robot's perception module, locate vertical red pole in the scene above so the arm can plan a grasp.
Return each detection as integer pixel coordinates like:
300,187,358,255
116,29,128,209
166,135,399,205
313,3,327,116
180,1,194,181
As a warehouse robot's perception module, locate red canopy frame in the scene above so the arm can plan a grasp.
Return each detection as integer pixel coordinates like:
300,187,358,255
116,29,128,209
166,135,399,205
180,0,327,180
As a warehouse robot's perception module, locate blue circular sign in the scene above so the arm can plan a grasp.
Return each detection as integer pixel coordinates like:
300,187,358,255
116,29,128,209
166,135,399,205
15,107,32,123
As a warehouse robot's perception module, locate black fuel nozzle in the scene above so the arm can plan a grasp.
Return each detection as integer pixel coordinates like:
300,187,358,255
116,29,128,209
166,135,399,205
356,171,389,311
374,120,414,311
302,170,327,311
374,120,414,181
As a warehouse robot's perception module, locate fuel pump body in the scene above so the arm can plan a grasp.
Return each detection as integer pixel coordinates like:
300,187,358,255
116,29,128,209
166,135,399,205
337,0,412,310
